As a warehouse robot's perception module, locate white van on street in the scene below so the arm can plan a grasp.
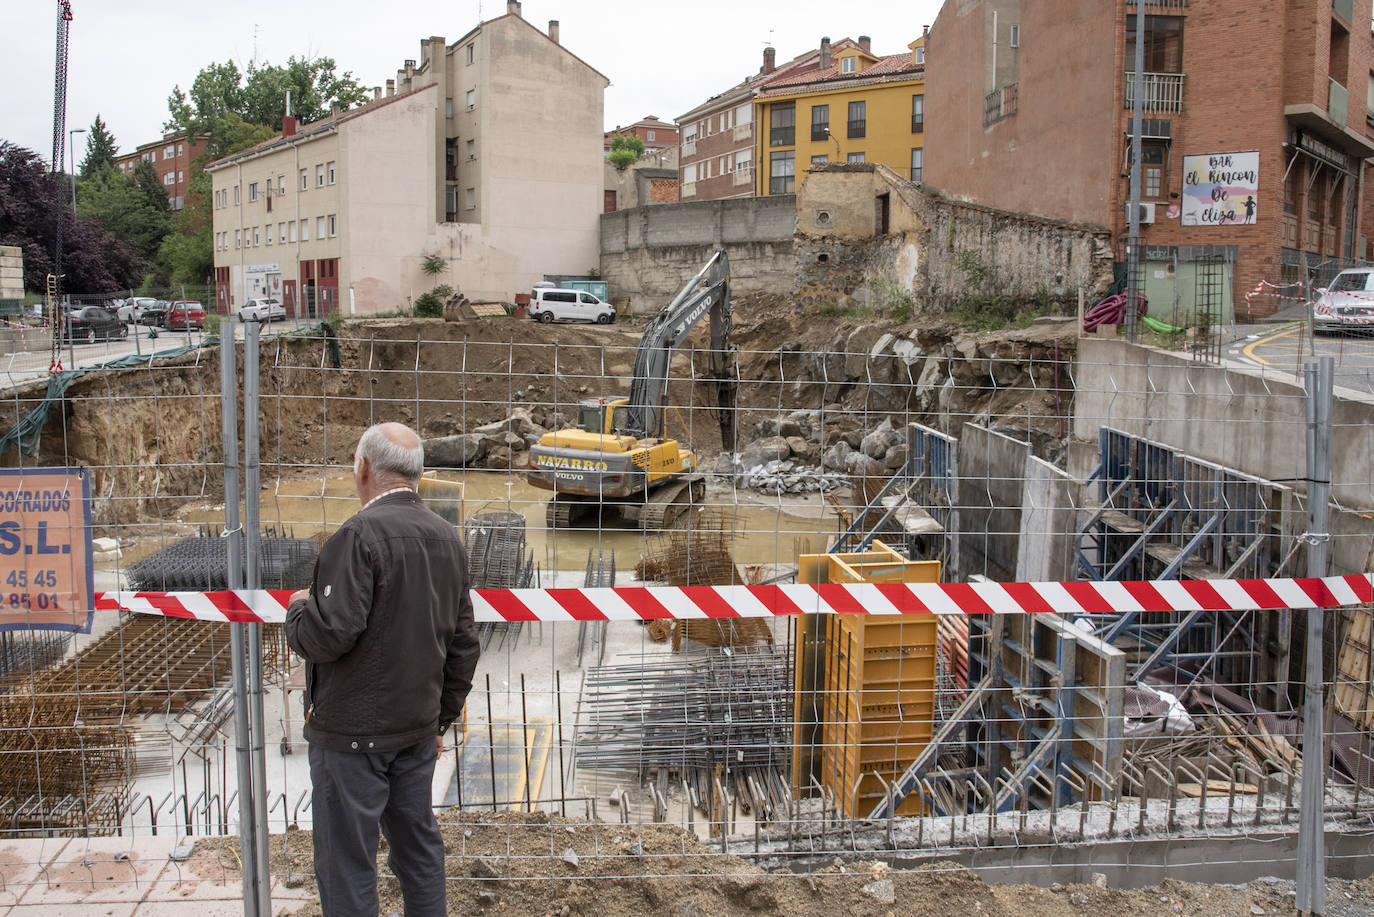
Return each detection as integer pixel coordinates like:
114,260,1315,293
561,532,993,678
528,288,615,324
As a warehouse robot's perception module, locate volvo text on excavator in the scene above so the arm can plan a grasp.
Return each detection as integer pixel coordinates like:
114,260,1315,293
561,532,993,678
526,251,737,529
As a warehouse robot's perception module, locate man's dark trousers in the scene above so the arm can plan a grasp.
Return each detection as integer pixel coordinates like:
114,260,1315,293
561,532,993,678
309,737,446,917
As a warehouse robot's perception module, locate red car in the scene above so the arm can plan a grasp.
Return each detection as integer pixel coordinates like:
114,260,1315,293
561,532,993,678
165,301,206,330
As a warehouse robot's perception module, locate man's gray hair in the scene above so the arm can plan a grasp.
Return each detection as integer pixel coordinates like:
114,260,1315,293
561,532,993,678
354,425,424,484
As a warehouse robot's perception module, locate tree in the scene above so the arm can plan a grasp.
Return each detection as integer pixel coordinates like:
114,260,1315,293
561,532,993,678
79,115,119,177
242,56,371,129
77,163,170,265
157,170,214,286
0,141,142,292
608,134,646,170
165,60,246,159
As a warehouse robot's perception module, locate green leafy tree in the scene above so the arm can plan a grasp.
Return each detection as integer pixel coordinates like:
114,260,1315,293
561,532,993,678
165,60,246,159
132,159,171,217
242,56,371,129
79,115,119,177
157,170,214,286
608,134,646,170
77,164,170,265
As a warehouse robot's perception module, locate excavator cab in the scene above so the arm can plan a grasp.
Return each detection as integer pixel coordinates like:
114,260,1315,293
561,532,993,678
576,398,632,436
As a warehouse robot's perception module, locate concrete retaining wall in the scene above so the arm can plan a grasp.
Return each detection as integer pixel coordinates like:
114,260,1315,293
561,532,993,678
599,197,796,306
959,424,1031,582
1017,455,1080,583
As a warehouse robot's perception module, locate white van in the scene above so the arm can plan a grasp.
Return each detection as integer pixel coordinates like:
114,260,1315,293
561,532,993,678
528,288,615,324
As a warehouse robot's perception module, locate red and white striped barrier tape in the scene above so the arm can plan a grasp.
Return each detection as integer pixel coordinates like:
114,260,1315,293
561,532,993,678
92,574,1374,625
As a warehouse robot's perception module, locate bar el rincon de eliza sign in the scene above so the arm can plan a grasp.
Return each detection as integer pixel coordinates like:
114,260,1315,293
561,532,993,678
0,468,93,633
1181,151,1259,227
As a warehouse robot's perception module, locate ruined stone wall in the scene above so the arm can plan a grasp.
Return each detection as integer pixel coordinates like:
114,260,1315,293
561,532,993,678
599,197,796,308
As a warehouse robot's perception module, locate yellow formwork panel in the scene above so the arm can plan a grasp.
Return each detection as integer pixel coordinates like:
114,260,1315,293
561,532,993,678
417,473,464,528
795,542,941,818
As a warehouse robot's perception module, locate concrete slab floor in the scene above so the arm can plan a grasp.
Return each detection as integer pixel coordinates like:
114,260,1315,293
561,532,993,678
0,835,313,916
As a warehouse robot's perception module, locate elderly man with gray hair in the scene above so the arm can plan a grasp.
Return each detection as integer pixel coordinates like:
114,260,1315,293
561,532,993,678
287,422,479,917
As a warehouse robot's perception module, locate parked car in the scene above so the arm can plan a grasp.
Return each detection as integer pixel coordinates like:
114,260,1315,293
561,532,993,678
1313,269,1374,335
238,298,286,322
165,301,206,330
117,297,167,325
527,288,615,324
61,306,128,343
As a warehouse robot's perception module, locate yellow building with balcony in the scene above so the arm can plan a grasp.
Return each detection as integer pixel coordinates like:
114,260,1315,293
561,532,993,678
755,35,926,197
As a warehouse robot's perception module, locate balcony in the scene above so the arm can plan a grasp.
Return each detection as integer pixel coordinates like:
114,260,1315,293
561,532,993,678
1329,77,1349,128
811,124,830,142
984,83,1018,126
733,165,752,187
847,119,866,139
733,121,752,142
911,116,924,133
682,140,697,157
682,181,697,198
1124,72,1185,113
770,126,795,147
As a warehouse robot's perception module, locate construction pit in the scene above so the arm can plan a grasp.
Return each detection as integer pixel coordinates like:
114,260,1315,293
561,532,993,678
2,305,1374,914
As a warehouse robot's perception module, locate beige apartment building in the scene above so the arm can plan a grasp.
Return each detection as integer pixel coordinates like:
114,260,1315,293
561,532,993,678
207,2,608,316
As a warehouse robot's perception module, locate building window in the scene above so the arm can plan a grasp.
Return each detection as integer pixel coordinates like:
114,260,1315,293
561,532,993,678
316,165,325,187
466,43,474,65
278,174,285,195
1142,142,1166,198
316,216,326,238
164,172,175,186
266,224,273,245
916,47,925,65
912,94,924,132
1010,23,1020,48
177,143,184,155
769,150,795,194
446,98,454,118
249,181,259,202
300,169,308,191
466,139,475,161
1126,15,1184,74
811,154,829,164
279,221,287,242
684,129,697,144
176,170,184,182
253,227,260,246
235,229,241,249
910,148,923,183
811,104,830,141
683,163,697,183
647,130,656,141
327,214,337,236
301,219,310,241
164,145,175,158
234,185,240,205
289,221,298,243
465,187,476,210
847,152,866,163
841,56,856,74
327,161,336,184
446,185,459,221
769,102,795,147
736,150,751,171
847,101,866,139
466,89,475,111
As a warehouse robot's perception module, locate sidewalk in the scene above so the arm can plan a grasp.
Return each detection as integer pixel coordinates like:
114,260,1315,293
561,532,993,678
0,834,312,916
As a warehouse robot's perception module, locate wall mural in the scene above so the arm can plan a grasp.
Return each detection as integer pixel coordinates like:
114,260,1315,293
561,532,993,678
1181,151,1258,227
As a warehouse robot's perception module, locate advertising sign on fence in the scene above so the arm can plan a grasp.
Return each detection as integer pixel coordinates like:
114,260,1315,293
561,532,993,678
0,467,93,632
1181,151,1259,227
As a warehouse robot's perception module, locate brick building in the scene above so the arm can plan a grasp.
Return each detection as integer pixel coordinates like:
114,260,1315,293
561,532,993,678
925,0,1374,320
675,43,849,202
207,2,607,316
113,133,207,210
604,116,678,152
604,147,678,212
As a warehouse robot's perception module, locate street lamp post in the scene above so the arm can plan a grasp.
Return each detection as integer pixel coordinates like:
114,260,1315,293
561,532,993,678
68,128,86,213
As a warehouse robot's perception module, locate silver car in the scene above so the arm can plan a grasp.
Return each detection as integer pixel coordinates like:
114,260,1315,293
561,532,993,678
1313,269,1374,335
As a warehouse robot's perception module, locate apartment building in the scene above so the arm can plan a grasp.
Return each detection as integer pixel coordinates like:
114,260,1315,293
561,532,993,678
925,0,1374,319
207,1,607,316
675,43,849,202
604,116,678,152
755,35,926,198
113,133,207,210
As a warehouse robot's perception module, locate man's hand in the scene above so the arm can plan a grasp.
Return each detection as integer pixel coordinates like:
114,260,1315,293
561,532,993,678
436,733,447,754
288,588,310,606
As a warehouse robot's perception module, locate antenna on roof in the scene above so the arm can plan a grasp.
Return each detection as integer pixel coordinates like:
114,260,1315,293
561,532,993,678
252,23,259,68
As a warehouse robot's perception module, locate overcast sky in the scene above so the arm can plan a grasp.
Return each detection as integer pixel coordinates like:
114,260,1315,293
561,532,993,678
5,0,943,167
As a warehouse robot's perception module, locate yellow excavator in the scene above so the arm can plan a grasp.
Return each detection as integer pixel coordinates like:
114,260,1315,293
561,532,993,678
526,251,736,528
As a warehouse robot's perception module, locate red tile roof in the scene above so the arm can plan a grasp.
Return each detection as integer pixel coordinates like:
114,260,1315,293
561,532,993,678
757,52,922,98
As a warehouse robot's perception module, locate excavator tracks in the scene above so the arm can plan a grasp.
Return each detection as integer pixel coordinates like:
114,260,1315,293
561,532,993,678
637,475,706,530
543,476,706,531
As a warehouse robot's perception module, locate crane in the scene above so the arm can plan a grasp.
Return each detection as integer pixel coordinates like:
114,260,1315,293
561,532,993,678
49,0,74,375
527,251,736,529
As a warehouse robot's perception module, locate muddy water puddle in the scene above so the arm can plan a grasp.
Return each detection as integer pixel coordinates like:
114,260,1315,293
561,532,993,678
176,470,840,574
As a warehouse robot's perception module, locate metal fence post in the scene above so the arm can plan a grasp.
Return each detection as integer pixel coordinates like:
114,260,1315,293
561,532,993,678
242,320,272,916
221,320,261,917
1297,356,1333,916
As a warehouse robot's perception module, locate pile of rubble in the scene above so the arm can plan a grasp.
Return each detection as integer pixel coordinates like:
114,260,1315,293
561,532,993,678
422,406,555,471
711,412,908,495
